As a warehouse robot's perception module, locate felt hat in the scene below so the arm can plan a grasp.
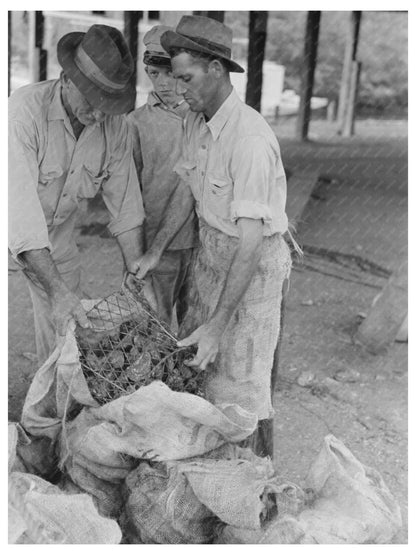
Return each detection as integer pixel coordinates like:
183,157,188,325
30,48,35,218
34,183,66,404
57,24,136,114
160,15,244,73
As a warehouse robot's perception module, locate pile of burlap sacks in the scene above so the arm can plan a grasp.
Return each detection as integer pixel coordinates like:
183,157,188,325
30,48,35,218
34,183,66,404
9,301,403,544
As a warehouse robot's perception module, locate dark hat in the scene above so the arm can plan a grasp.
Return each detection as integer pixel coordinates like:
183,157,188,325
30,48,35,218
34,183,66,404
143,25,173,66
57,24,136,114
160,15,244,73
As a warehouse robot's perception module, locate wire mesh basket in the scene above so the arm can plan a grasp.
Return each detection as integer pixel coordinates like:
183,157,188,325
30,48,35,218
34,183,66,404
75,278,203,405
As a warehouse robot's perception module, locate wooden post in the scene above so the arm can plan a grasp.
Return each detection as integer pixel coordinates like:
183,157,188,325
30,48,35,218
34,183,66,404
295,11,321,141
341,60,361,137
123,11,142,89
28,11,47,83
245,11,268,113
193,11,225,23
337,11,362,135
8,11,12,95
355,260,407,354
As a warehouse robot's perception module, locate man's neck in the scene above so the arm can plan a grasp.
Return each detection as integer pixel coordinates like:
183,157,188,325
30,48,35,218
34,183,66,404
61,86,85,140
204,82,233,121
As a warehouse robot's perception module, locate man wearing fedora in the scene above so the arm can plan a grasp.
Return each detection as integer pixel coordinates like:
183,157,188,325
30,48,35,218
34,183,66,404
127,25,198,327
9,24,148,365
132,16,292,458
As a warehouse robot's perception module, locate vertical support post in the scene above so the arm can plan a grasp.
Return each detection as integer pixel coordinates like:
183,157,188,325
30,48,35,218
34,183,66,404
124,11,142,90
8,11,12,95
337,11,362,135
295,11,321,141
192,11,225,23
28,11,47,83
245,11,268,113
342,60,361,137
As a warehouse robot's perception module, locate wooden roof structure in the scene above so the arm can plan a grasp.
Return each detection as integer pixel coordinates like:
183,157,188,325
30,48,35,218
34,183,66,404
8,10,362,139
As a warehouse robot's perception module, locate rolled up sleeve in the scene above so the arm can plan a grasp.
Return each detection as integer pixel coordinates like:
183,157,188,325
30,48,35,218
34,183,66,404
230,135,279,224
102,118,145,237
8,118,51,260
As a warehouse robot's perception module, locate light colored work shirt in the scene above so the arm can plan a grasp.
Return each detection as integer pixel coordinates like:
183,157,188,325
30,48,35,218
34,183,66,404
127,92,197,250
8,79,145,262
174,88,288,237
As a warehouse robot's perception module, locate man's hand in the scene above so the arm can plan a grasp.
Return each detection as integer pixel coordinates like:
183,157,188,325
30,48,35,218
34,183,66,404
125,272,158,313
177,323,222,370
130,250,161,280
51,286,90,337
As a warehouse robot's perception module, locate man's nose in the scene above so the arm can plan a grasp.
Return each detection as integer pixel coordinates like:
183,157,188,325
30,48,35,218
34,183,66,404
175,80,186,96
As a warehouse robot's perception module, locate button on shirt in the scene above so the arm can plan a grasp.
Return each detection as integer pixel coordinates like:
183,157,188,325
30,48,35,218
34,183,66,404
127,92,197,251
8,79,145,261
174,88,288,237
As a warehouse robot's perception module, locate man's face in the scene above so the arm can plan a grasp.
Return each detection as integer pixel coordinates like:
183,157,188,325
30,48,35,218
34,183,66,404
64,78,107,126
145,64,181,105
172,52,218,114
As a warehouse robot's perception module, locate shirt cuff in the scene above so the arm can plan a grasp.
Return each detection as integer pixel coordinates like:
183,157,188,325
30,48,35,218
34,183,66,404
230,200,273,224
9,236,52,263
107,213,144,237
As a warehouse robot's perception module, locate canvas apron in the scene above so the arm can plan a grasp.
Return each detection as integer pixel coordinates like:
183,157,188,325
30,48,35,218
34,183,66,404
180,219,292,420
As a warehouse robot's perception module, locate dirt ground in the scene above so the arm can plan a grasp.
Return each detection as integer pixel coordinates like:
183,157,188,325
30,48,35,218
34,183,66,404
8,118,408,543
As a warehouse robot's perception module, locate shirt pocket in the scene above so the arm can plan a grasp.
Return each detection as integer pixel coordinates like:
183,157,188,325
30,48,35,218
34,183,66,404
207,175,233,219
38,163,63,186
80,163,110,199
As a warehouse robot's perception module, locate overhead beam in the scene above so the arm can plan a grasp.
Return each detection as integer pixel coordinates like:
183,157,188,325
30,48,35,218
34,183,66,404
246,11,268,113
296,11,321,141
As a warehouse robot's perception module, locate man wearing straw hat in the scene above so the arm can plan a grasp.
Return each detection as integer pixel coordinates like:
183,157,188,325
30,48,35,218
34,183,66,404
128,25,198,327
9,24,149,366
132,16,292,458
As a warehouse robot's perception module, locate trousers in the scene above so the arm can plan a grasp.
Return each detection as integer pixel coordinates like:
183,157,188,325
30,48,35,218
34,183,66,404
151,248,195,327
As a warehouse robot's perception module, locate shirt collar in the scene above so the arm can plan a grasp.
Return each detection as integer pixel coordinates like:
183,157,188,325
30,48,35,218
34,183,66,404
48,80,67,121
147,91,161,107
206,87,239,141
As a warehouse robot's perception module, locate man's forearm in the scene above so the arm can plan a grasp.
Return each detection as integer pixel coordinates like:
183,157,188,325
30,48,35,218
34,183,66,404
210,218,263,331
116,225,145,272
148,183,195,257
20,248,68,297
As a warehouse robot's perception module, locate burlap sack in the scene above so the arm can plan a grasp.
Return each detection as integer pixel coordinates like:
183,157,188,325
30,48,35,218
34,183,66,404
121,461,217,544
297,435,402,544
214,515,306,544
21,300,99,441
178,456,304,530
9,472,121,544
181,220,291,419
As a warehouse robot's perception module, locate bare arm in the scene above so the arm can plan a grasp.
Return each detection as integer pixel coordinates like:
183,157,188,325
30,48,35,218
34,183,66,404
131,183,195,278
116,226,145,272
20,248,89,337
178,217,263,369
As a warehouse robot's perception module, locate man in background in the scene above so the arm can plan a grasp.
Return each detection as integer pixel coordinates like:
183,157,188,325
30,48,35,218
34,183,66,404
128,25,198,326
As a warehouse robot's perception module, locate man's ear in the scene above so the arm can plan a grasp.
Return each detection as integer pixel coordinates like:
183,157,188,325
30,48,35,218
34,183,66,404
60,71,69,87
210,59,226,78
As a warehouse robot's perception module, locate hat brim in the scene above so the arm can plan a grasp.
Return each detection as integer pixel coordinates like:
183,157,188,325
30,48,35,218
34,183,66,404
57,32,136,115
161,30,245,73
